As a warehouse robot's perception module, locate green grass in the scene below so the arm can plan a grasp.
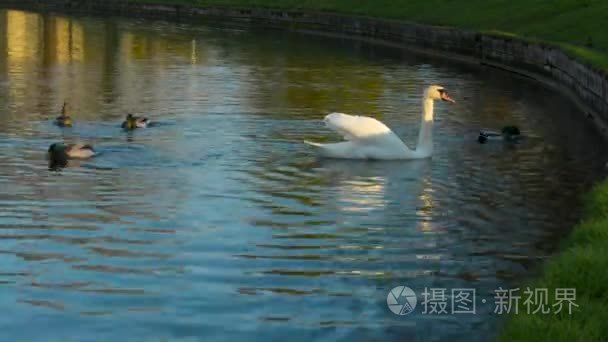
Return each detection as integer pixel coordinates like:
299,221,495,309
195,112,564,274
499,181,608,341
130,1,608,339
133,0,608,69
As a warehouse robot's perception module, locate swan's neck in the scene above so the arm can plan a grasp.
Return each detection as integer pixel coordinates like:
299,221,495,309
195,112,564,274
416,98,434,156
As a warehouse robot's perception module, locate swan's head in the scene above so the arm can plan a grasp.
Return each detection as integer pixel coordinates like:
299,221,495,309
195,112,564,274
425,85,455,103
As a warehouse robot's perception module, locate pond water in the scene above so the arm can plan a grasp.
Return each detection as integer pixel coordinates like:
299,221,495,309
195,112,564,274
0,8,606,341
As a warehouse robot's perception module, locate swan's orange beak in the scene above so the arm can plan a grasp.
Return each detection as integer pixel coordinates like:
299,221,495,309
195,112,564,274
441,91,455,103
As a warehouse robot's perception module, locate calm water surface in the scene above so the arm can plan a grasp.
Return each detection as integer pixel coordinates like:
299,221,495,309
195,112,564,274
0,9,606,341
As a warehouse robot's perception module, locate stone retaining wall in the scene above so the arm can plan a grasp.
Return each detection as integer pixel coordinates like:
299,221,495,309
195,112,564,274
4,0,608,135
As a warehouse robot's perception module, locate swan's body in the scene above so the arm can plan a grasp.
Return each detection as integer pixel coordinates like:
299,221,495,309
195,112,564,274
305,113,428,159
305,85,454,160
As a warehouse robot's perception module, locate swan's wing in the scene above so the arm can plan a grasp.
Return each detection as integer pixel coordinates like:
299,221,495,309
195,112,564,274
324,113,394,141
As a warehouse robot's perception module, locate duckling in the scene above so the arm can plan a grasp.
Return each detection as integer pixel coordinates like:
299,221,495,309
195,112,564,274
478,126,521,144
55,102,73,127
47,142,95,169
121,113,150,130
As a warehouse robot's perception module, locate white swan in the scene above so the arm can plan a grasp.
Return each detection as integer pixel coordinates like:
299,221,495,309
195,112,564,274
304,85,455,160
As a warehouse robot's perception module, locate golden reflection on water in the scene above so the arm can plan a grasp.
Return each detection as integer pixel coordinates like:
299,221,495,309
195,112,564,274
5,10,84,64
0,8,398,125
6,11,36,61
0,10,209,118
190,39,196,64
54,17,84,64
417,179,435,233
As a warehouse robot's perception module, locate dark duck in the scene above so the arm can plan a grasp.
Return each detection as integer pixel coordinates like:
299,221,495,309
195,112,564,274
47,142,96,169
55,102,73,127
121,113,150,130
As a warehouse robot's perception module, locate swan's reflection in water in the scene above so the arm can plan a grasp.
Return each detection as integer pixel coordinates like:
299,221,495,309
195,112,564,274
245,156,439,268
337,177,387,213
240,156,466,332
318,158,432,212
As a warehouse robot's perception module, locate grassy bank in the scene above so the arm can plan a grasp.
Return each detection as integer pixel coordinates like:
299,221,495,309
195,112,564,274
499,181,608,341
136,1,607,340
134,0,608,69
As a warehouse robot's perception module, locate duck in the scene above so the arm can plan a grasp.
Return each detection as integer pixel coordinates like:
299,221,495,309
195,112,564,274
47,142,95,169
55,102,73,127
478,126,521,144
304,85,455,160
121,113,150,130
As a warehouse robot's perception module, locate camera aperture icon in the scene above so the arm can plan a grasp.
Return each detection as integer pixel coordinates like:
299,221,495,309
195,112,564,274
387,286,417,315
